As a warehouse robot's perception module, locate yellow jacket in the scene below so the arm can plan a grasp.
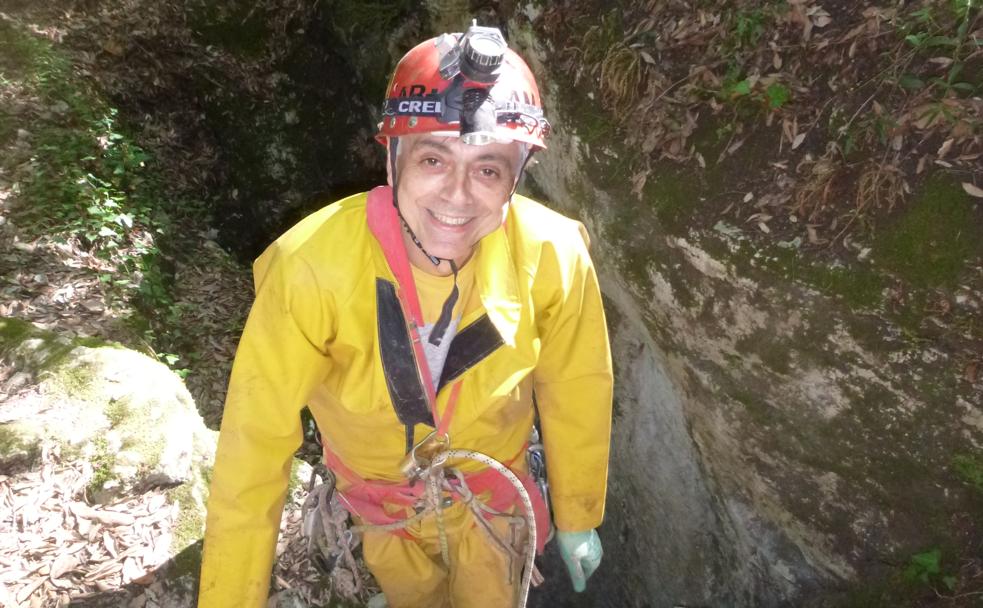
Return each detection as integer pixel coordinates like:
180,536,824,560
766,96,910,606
198,190,613,607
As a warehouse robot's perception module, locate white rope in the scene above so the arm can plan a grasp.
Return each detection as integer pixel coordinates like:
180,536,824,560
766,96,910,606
349,448,539,608
430,449,538,608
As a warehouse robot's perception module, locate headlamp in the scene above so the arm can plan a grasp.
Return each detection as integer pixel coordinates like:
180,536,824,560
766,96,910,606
436,22,506,83
459,88,497,146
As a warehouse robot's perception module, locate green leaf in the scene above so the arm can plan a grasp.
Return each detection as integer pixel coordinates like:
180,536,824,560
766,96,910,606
843,133,856,157
766,83,791,109
951,82,975,92
910,8,933,24
905,33,925,47
947,62,964,84
924,36,957,48
957,15,970,39
729,79,752,97
942,575,957,591
899,74,925,90
911,549,942,575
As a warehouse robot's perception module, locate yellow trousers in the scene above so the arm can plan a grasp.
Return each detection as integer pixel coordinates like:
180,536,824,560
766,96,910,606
362,502,524,608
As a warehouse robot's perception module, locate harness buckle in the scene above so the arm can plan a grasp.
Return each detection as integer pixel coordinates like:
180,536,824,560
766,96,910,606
400,430,450,482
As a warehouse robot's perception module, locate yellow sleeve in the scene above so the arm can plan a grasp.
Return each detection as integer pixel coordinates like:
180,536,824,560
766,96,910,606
532,223,613,532
198,244,333,608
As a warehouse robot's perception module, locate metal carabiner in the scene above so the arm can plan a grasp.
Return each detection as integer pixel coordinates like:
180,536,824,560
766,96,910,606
400,430,451,482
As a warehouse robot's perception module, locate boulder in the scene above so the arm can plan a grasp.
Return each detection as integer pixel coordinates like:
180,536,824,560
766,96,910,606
0,316,216,606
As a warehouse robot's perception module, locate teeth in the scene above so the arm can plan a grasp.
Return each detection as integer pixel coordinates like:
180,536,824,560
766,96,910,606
430,210,471,226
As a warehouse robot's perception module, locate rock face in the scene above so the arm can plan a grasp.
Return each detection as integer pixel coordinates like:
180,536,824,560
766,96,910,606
0,317,216,606
503,17,982,608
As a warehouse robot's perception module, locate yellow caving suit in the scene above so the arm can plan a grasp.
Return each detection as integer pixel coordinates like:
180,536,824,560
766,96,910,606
198,189,613,608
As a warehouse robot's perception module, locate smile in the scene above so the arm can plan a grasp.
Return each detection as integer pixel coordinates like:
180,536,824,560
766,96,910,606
428,209,473,226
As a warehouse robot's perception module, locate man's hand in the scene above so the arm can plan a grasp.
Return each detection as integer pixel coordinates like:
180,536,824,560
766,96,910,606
555,529,603,592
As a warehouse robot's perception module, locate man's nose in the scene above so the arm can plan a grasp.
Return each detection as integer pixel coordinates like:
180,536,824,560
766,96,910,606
442,164,472,204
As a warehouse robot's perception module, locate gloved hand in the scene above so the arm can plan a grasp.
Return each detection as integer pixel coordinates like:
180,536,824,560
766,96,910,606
556,529,603,592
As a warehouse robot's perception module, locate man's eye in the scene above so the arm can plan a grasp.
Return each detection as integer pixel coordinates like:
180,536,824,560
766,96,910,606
422,157,441,167
479,168,501,178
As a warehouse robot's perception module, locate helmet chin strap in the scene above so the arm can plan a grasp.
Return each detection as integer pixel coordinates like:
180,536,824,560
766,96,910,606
387,137,533,347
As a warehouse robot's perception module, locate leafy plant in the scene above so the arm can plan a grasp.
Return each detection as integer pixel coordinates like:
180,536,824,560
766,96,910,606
733,8,768,49
2,21,199,375
896,1,981,99
903,548,958,592
765,83,791,109
952,453,983,492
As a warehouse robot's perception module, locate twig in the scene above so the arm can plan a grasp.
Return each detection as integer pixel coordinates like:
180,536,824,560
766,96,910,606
650,70,701,106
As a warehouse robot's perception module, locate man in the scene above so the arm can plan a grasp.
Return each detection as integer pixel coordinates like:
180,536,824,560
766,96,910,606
198,23,612,608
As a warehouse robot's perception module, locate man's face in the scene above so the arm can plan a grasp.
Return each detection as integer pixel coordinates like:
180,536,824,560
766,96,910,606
394,134,522,274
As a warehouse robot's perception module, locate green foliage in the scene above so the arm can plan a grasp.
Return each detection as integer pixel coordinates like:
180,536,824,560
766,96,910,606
903,548,958,592
716,65,792,112
765,83,791,109
732,8,768,49
896,1,981,98
86,436,118,497
951,453,983,493
1,20,198,374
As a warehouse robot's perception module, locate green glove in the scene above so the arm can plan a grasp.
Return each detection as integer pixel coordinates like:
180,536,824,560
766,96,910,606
556,529,603,592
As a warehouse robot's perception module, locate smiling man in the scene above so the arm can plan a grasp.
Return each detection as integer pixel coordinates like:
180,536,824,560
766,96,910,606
198,24,613,608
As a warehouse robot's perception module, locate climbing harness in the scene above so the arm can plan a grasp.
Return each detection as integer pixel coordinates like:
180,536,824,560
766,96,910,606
354,440,544,608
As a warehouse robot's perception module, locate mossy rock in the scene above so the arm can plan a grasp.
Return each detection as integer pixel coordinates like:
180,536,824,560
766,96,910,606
874,174,983,290
0,316,216,501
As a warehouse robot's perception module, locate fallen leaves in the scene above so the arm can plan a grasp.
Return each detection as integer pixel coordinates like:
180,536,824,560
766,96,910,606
0,445,178,606
961,182,983,199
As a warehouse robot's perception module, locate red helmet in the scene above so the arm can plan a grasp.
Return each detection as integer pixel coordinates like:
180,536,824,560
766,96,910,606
377,24,550,150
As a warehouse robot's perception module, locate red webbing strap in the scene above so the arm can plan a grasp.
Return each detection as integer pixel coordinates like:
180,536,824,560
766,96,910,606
322,438,549,553
464,464,549,554
366,185,438,412
366,186,423,326
435,382,462,437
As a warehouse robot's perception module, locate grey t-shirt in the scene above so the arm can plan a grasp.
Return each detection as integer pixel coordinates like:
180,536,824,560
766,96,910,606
417,315,461,392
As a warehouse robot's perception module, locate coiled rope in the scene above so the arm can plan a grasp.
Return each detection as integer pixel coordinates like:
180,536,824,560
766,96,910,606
351,448,539,608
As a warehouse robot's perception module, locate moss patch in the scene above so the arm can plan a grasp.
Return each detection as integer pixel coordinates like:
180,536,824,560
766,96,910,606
87,436,118,497
0,317,33,350
951,453,983,494
0,317,95,377
874,174,982,290
169,483,206,578
0,19,56,81
0,425,40,471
